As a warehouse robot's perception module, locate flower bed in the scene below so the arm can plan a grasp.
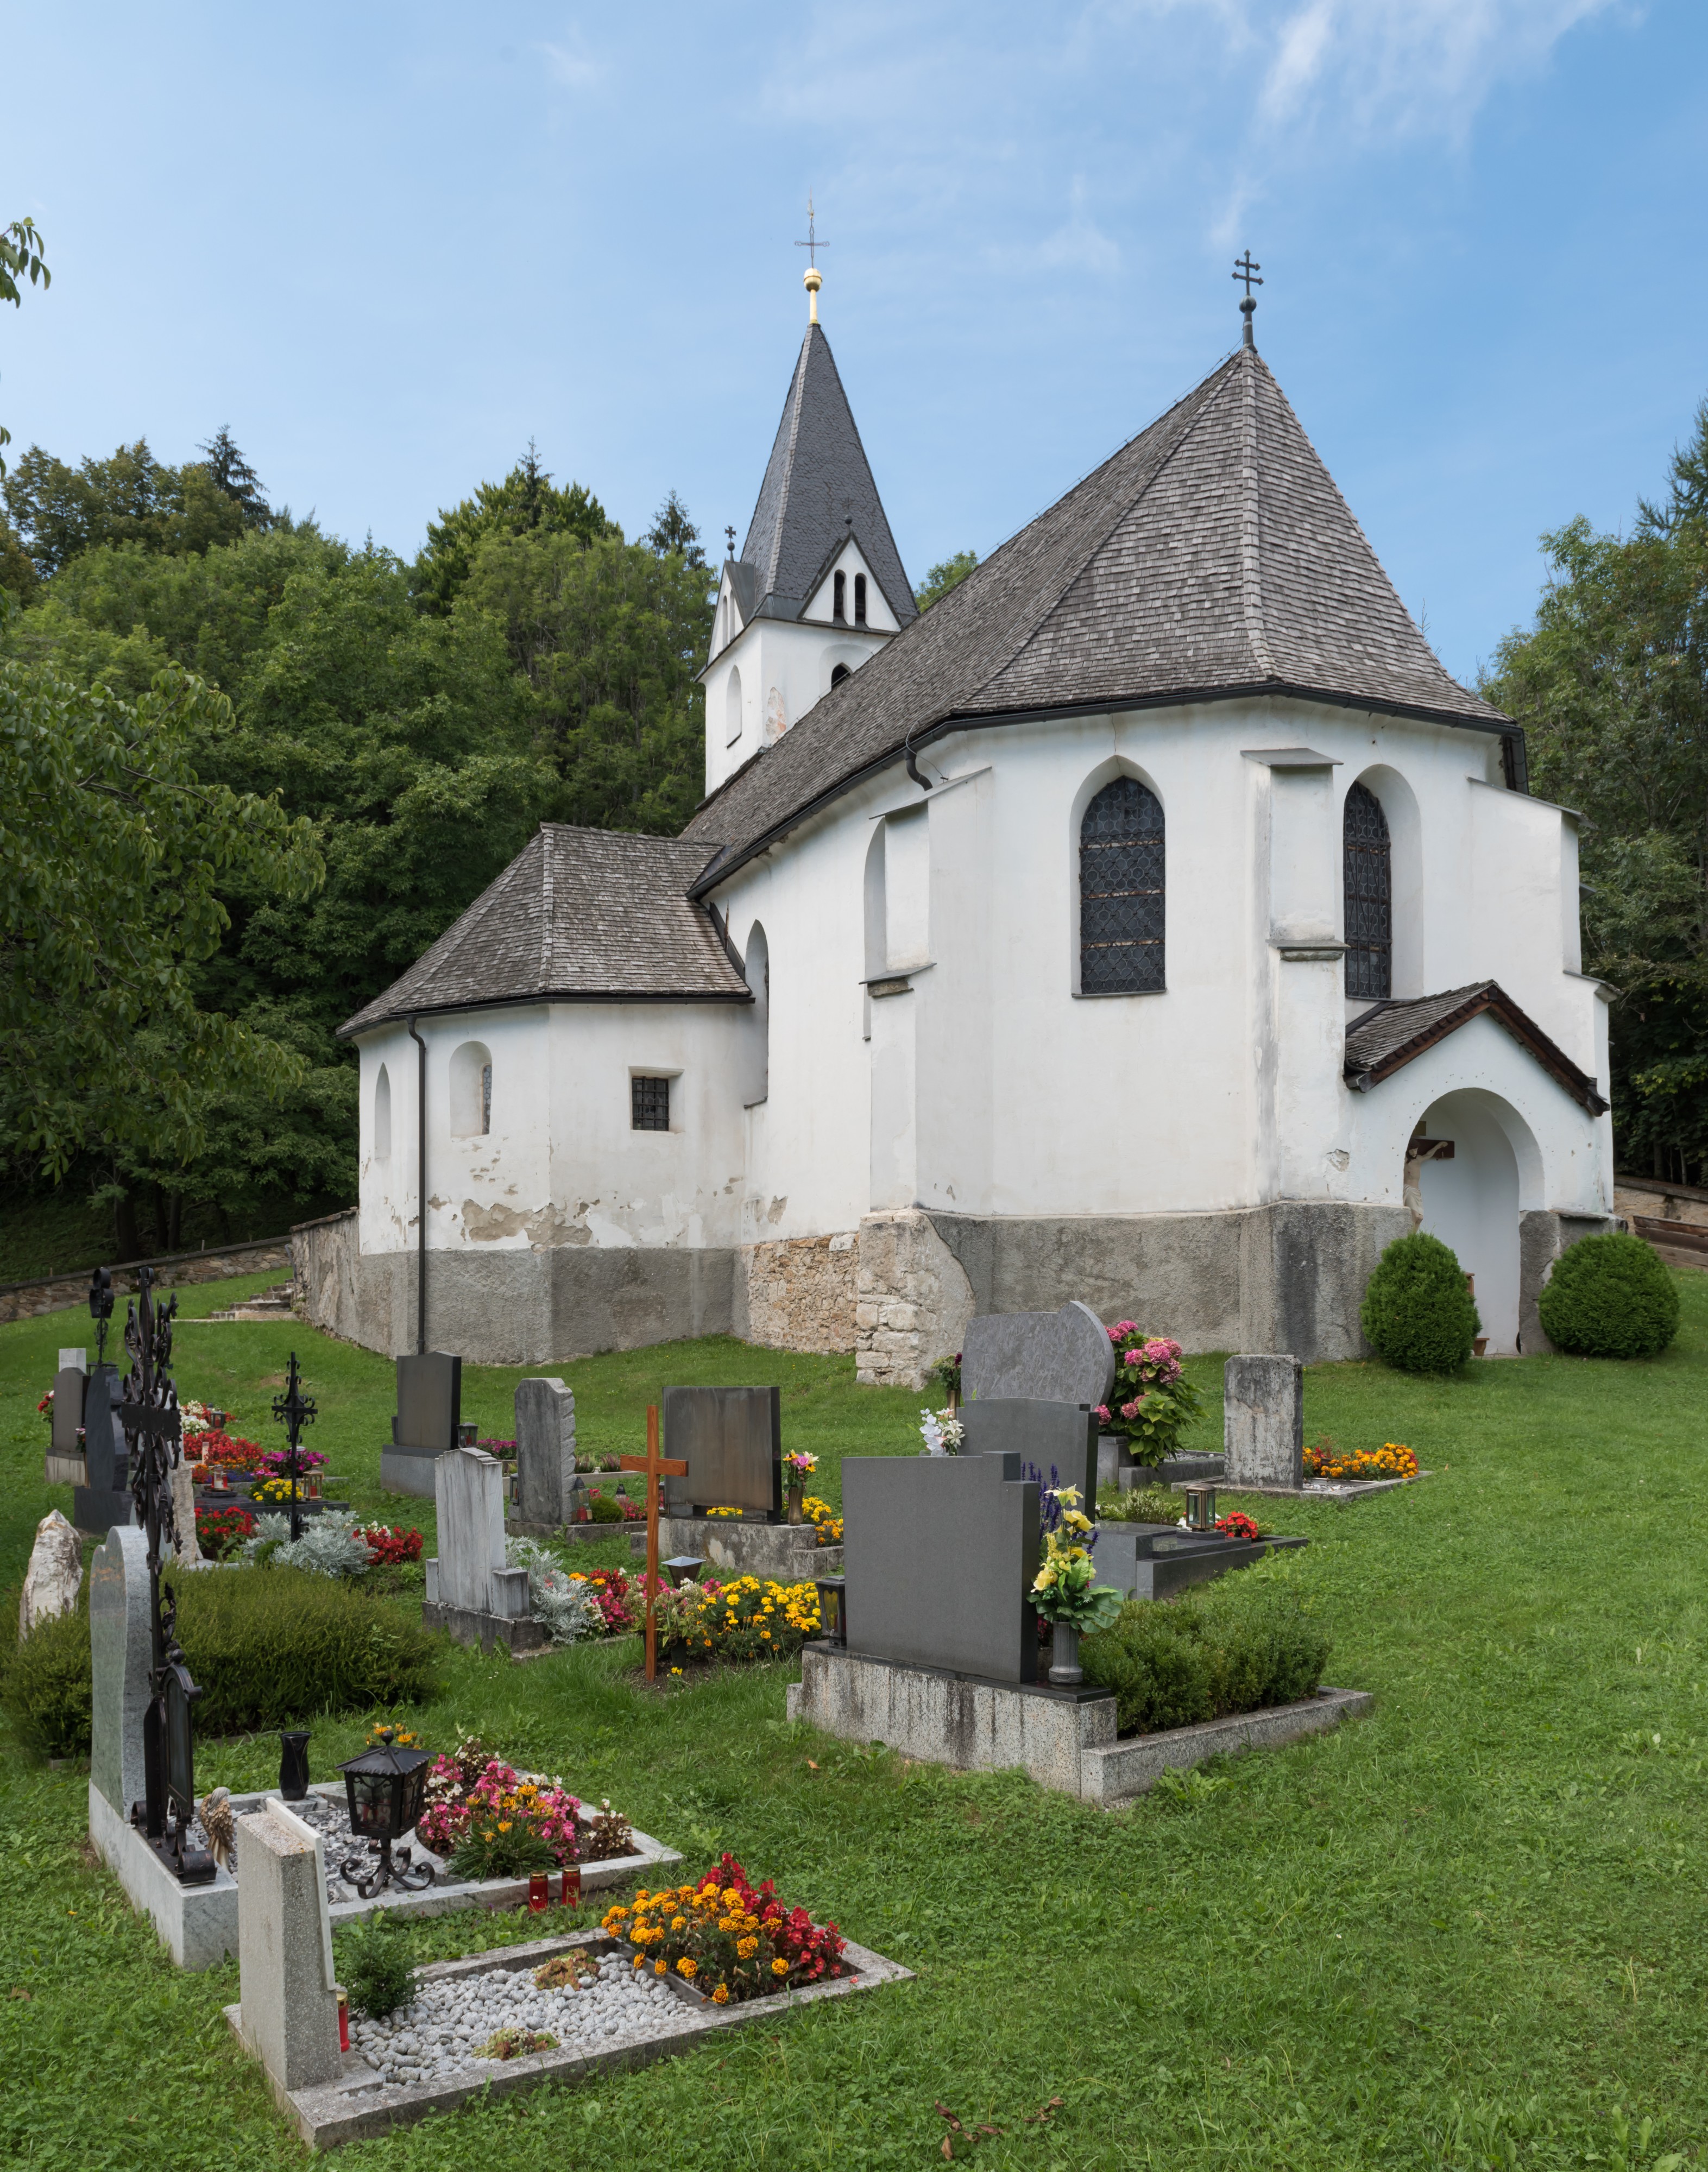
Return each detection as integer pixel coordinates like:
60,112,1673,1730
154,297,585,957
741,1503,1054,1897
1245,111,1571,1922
602,1853,847,2004
192,1429,266,1478
413,1740,635,1877
363,1524,424,1566
1093,1323,1205,1464
1304,1440,1417,1482
569,1485,644,1525
573,1567,637,1634
196,1502,256,1561
1214,1511,1263,1542
652,1575,819,1665
801,1494,843,1545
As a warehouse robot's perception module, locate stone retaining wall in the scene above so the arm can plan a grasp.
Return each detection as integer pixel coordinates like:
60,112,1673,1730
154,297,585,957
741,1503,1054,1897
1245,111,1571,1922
735,1230,858,1352
0,1239,293,1324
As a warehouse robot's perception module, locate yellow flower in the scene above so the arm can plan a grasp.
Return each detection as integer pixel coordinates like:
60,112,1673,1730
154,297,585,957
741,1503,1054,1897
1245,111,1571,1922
737,1935,759,1959
671,1915,686,1931
771,1958,790,1977
718,1917,734,1933
712,1984,730,2004
497,1821,513,1833
655,1960,667,1976
677,1958,697,1979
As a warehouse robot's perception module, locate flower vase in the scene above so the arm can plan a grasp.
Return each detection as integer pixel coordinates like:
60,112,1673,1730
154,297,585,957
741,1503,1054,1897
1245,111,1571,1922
1048,1621,1082,1688
786,1484,804,1526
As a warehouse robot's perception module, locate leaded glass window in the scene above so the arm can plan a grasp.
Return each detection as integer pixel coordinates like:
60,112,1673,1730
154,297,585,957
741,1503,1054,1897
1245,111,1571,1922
631,1075,671,1131
1079,776,1165,994
1343,781,1392,1000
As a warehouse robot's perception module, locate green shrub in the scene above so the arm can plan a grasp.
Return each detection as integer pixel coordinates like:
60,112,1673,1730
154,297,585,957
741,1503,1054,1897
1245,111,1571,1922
1360,1231,1479,1374
337,1911,415,2019
1,1567,442,1758
1079,1570,1332,1738
1096,1484,1182,1525
1537,1232,1680,1359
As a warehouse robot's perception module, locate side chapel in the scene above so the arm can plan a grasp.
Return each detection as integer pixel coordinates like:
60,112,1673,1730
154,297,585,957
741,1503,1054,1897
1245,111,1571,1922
323,260,1616,1380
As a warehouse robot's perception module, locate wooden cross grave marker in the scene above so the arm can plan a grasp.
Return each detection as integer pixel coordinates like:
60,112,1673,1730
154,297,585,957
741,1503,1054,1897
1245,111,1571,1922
619,1405,688,1681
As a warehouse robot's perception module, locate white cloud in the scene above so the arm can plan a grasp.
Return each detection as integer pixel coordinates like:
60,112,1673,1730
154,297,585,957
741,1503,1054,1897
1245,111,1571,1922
538,36,606,93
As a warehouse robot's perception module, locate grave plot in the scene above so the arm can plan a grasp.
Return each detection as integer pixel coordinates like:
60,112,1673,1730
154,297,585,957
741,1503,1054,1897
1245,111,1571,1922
1222,1355,1433,1499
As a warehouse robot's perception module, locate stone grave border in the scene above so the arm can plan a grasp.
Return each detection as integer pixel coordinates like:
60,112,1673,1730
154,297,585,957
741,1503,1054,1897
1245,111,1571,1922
1079,1686,1374,1804
1193,1472,1434,1504
226,1926,913,2149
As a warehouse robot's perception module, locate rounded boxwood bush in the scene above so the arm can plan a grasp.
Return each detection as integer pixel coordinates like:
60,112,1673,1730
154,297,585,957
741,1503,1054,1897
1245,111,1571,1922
1537,1232,1680,1359
1360,1230,1479,1374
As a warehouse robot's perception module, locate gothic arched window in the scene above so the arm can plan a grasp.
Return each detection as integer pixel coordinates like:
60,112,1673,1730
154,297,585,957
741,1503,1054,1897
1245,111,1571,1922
833,570,846,622
854,573,868,626
1079,775,1165,994
1344,781,1392,1000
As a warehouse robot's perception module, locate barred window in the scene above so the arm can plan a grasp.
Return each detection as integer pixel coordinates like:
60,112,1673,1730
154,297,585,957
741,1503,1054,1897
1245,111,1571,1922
631,1075,671,1131
1344,782,1392,1001
1079,776,1165,994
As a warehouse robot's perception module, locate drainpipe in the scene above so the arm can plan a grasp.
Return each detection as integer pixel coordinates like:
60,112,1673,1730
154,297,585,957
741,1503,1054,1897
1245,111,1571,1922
407,1016,427,1354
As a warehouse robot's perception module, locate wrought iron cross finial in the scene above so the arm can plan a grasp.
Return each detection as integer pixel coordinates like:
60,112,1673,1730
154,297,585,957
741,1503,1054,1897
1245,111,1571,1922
724,523,737,560
793,194,829,269
1232,251,1263,347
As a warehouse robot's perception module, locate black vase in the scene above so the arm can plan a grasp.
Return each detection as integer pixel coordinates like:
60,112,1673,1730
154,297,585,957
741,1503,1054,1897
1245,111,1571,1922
280,1731,311,1801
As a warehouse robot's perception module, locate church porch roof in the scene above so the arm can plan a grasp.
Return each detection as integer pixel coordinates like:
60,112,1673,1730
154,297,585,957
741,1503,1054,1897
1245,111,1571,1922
1344,982,1609,1115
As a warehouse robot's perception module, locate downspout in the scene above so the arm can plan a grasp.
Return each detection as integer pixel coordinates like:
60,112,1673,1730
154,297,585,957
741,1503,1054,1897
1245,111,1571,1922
407,1016,426,1354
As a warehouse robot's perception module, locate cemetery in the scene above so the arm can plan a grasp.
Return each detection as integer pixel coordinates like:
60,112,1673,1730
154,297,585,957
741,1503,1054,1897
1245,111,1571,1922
0,1258,1704,2165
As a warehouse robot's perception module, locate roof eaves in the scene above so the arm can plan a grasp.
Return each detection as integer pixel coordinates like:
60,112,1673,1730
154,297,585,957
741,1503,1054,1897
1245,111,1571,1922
338,983,754,1039
1343,982,1609,1115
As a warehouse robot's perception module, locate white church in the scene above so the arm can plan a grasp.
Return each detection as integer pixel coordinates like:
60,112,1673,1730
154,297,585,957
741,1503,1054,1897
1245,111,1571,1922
308,261,1617,1381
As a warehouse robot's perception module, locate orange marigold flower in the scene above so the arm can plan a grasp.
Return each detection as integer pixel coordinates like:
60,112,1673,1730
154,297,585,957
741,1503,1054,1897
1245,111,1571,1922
677,1958,697,1979
712,1984,730,2004
771,1958,790,1977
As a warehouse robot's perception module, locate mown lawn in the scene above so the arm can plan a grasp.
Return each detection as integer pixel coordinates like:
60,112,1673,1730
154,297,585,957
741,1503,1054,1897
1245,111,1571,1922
1,1270,1705,2170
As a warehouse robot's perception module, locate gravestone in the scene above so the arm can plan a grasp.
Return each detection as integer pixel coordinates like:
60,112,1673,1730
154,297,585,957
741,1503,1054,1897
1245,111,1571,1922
961,1300,1115,1411
50,1357,86,1456
1095,1523,1263,1603
235,1799,343,2097
73,1364,131,1534
90,1524,152,1822
19,1510,83,1638
959,1398,1099,1511
842,1452,1040,1681
424,1446,544,1652
382,1352,462,1498
1224,1355,1304,1489
167,1452,205,1569
661,1386,782,1518
513,1377,577,1529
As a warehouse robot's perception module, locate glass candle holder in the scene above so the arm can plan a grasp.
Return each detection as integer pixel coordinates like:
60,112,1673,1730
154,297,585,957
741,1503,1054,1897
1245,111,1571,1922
560,1864,582,1907
528,1872,549,1914
337,1990,350,2053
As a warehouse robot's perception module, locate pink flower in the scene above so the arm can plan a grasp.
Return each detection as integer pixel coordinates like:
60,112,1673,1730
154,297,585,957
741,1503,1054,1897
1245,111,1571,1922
1110,1320,1139,1341
1092,1405,1111,1425
1123,1347,1145,1368
1120,1398,1144,1420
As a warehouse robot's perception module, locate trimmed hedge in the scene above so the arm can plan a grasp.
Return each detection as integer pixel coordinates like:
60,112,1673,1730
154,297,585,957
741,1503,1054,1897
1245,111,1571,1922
1360,1231,1479,1374
1537,1232,1680,1359
1,1567,442,1759
1077,1569,1332,1738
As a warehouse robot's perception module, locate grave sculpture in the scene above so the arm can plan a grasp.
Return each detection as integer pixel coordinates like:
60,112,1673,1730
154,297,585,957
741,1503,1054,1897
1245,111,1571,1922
424,1445,547,1653
383,1351,462,1498
19,1509,83,1637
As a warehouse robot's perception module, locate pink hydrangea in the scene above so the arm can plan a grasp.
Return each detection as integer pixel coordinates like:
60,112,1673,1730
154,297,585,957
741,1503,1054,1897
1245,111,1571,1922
1145,1338,1181,1362
1123,1347,1146,1368
1092,1404,1111,1425
1119,1398,1144,1420
1108,1321,1139,1342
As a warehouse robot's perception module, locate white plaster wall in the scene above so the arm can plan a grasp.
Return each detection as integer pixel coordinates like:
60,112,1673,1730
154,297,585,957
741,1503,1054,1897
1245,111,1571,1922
702,580,891,794
801,538,903,634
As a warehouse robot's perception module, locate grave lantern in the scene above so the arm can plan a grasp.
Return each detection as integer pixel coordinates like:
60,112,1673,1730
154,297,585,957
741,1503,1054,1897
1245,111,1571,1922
336,1731,434,1897
814,1575,847,1647
1183,1485,1218,1533
663,1555,705,1587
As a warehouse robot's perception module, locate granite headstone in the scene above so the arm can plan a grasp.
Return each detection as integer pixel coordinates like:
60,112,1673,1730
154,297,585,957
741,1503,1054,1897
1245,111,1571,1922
661,1386,782,1518
235,1798,342,2094
74,1364,133,1533
382,1352,462,1498
842,1452,1040,1682
514,1377,577,1527
90,1524,152,1821
961,1300,1115,1411
1224,1355,1304,1489
959,1398,1099,1511
50,1364,87,1458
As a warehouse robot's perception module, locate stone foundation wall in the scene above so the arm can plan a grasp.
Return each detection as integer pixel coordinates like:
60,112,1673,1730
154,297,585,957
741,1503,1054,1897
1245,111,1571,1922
736,1232,858,1353
0,1238,294,1325
290,1211,360,1342
854,1209,977,1390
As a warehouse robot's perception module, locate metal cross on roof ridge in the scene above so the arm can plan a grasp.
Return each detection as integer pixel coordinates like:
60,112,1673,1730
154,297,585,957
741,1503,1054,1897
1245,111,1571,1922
794,193,829,267
1232,251,1263,296
725,523,737,560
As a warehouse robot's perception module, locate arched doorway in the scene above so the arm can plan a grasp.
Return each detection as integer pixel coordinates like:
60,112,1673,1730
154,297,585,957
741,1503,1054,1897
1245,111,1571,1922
1411,1090,1539,1354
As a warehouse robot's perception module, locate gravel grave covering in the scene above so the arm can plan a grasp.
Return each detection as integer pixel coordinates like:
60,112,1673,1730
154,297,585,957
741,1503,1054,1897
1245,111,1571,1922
351,1956,680,2085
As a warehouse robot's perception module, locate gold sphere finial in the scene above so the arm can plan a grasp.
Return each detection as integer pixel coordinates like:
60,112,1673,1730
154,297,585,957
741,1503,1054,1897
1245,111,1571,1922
803,263,822,324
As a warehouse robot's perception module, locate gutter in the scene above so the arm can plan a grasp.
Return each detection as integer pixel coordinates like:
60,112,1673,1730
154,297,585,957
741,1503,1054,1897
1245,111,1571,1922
407,1016,426,1355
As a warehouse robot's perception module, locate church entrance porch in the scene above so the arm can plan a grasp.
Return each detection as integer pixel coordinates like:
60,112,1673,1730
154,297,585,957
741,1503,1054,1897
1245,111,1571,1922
1411,1090,1531,1355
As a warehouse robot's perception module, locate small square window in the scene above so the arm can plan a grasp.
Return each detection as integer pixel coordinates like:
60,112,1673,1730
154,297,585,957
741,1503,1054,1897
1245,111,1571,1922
631,1075,671,1131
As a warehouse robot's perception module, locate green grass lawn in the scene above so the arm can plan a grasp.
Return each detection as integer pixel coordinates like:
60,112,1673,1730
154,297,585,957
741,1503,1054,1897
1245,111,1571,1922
2,1273,1706,2170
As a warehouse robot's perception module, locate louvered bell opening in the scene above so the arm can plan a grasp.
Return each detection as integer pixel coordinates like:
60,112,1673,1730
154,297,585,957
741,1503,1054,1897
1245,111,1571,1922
1079,776,1165,995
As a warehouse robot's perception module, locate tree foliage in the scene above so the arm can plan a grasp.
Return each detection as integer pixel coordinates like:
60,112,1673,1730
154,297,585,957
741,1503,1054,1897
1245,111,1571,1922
0,217,49,479
1483,400,1708,1183
1359,1232,1479,1375
1536,1232,1680,1359
915,548,978,610
412,444,616,614
3,433,276,579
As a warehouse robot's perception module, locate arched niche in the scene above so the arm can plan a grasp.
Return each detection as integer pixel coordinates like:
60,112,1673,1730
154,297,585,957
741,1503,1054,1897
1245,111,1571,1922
742,921,770,1107
449,1040,493,1138
373,1063,392,1163
1345,765,1422,1000
1068,757,1166,996
724,665,743,748
1410,1087,1543,1354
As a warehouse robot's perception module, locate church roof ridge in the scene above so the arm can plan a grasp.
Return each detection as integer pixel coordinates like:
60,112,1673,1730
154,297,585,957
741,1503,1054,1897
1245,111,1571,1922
684,343,1520,889
739,321,917,632
336,824,747,1037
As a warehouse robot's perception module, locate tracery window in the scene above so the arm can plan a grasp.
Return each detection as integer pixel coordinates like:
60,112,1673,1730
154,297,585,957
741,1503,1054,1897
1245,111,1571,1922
1344,781,1392,1001
1079,776,1165,994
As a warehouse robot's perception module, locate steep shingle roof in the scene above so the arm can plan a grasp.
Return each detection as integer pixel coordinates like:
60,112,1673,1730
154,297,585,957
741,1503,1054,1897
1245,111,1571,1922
1344,982,1608,1114
739,322,916,631
337,826,748,1037
686,344,1517,888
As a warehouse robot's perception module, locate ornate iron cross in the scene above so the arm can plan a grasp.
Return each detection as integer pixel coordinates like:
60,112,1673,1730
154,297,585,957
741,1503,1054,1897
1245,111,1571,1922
1232,252,1263,346
794,194,829,268
271,1350,318,1543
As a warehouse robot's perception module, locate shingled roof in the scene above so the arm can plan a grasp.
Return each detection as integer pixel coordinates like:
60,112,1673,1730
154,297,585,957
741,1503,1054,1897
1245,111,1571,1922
736,321,916,633
337,826,748,1037
1344,982,1608,1115
685,342,1517,890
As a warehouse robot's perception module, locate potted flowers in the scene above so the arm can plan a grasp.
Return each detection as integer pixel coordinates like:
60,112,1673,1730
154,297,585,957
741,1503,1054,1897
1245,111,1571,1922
1030,1486,1124,1686
783,1450,817,1524
918,1407,965,1456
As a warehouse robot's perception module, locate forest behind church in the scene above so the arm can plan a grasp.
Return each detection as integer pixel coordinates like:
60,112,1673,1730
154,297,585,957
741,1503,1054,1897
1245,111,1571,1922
1,383,1705,1276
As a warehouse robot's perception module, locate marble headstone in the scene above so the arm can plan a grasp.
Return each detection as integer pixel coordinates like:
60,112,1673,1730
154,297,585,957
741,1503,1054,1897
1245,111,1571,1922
428,1447,529,1621
236,1798,342,2094
1224,1355,1304,1488
514,1377,577,1526
961,1301,1115,1411
661,1386,782,1517
90,1524,152,1821
959,1398,1099,1512
842,1452,1041,1682
19,1509,83,1638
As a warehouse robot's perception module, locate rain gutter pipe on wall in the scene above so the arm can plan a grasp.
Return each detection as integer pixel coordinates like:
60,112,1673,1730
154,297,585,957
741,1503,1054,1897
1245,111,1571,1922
407,1015,426,1354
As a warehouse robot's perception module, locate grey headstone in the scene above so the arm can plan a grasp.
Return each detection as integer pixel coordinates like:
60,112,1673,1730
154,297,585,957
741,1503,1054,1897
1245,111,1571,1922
661,1387,782,1517
1095,1524,1262,1603
90,1525,151,1820
514,1377,577,1525
961,1301,1115,1410
81,1365,125,1491
58,1348,88,1373
432,1446,507,1614
959,1399,1098,1512
236,1800,342,2093
843,1453,1040,1682
1224,1355,1304,1488
393,1352,461,1451
51,1367,88,1458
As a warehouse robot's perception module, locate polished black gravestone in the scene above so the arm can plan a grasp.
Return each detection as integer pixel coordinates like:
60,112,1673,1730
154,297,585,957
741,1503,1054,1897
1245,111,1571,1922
661,1386,782,1519
960,1398,1098,1511
842,1452,1041,1682
74,1364,134,1535
381,1353,461,1499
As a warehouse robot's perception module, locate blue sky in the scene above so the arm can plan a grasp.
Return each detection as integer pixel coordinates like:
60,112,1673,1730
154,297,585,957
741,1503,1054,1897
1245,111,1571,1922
3,1,1704,686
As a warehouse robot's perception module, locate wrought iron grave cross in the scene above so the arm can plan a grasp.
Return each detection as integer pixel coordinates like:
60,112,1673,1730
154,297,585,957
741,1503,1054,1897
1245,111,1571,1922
271,1350,318,1543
